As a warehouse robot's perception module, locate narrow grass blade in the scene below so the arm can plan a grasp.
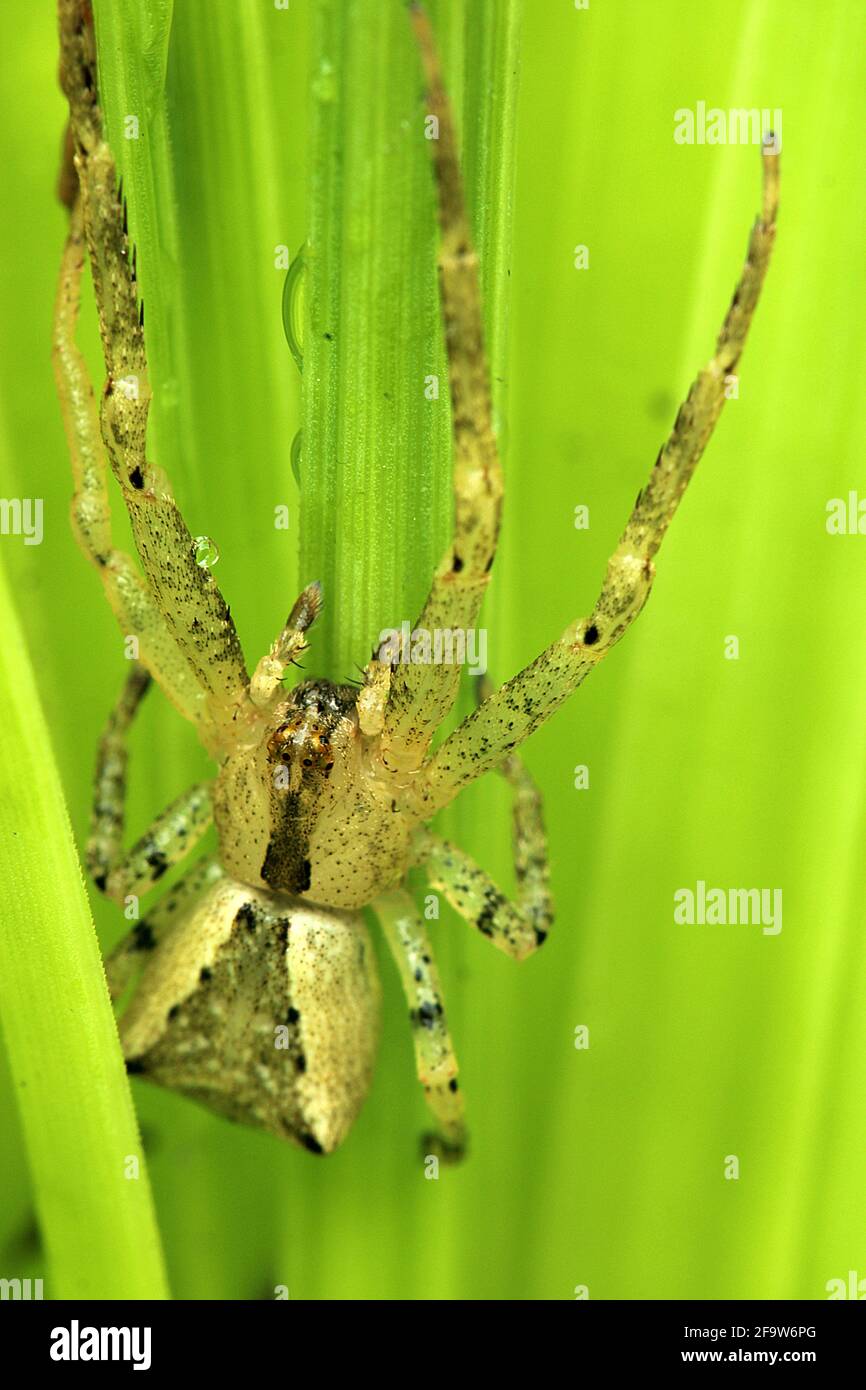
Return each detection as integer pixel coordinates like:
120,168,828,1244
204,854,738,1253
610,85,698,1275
0,551,168,1300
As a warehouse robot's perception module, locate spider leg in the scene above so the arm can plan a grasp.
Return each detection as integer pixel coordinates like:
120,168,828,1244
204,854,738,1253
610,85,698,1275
52,200,207,732
89,663,213,904
88,660,152,890
413,821,549,962
378,7,502,773
58,2,248,743
375,888,466,1161
356,656,392,737
419,142,780,813
104,854,223,1002
412,695,553,960
101,784,213,907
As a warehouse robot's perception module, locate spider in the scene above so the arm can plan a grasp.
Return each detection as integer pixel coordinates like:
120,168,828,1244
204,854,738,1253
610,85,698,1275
53,0,778,1159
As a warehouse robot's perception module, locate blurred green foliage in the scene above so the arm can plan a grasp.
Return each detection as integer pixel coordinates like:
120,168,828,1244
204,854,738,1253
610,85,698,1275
1,0,865,1300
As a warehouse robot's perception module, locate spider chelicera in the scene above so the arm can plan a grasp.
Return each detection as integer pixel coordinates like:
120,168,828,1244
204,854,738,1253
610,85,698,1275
53,0,778,1158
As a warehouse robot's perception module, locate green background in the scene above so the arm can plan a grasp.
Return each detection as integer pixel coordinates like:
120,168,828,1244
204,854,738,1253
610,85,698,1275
1,0,865,1300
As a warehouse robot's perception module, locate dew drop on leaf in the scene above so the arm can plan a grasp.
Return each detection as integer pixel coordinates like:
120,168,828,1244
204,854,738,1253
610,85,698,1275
290,430,302,488
193,536,220,568
282,244,306,372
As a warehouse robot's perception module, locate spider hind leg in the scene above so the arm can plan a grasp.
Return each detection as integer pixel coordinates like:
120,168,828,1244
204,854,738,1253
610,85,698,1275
376,888,467,1161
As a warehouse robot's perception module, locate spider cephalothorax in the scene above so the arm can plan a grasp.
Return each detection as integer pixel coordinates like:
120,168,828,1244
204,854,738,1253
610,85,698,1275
54,0,778,1157
266,679,355,782
213,670,417,909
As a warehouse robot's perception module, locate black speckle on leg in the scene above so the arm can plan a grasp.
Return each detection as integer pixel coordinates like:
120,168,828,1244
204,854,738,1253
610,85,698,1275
415,1000,443,1029
235,903,257,933
133,922,155,952
476,900,497,937
145,848,169,881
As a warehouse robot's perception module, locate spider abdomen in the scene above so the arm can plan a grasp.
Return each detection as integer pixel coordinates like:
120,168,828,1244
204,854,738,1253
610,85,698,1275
120,877,381,1153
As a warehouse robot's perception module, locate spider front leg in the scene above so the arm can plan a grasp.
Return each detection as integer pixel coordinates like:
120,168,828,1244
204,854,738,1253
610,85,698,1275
375,888,466,1160
58,2,248,746
420,142,780,812
89,663,213,904
53,200,207,731
378,6,503,773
